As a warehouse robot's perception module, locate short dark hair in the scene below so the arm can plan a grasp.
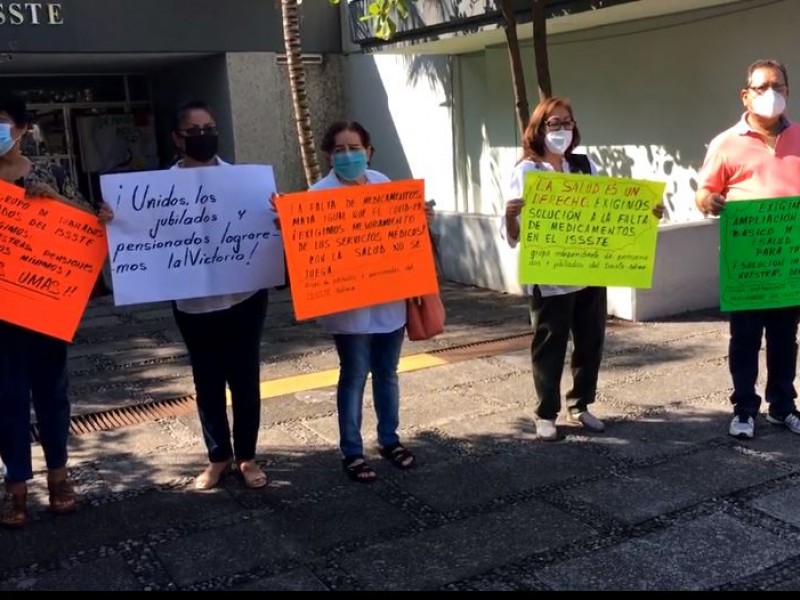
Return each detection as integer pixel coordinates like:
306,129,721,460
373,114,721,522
173,100,215,131
745,59,789,88
321,120,373,155
0,91,31,127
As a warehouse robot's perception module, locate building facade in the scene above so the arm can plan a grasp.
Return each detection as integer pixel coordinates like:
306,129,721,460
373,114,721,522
4,0,795,320
340,0,797,319
0,0,346,204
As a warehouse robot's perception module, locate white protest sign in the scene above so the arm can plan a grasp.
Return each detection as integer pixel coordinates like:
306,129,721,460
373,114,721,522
101,164,284,306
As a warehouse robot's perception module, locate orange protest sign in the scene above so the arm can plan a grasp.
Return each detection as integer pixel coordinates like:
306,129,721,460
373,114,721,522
276,179,439,320
0,180,108,342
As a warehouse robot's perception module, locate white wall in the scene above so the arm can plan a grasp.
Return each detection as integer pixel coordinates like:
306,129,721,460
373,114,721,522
338,0,799,222
451,0,800,223
342,53,456,209
338,0,798,319
453,52,486,213
606,219,720,321
431,212,721,322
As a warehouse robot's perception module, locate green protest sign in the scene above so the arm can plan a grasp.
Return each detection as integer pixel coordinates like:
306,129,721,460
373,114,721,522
720,196,800,311
519,171,664,288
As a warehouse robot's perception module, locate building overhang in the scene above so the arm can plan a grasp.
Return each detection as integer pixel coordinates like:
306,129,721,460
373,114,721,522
346,0,750,54
0,0,340,55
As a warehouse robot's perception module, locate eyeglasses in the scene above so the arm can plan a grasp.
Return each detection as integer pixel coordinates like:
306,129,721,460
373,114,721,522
177,125,218,137
748,83,788,95
544,118,576,131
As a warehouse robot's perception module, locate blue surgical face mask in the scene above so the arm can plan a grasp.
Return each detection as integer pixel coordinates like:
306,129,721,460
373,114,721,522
0,123,18,156
332,150,368,182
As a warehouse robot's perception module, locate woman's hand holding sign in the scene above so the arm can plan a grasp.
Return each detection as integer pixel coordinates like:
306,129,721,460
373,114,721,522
269,192,281,231
25,181,60,200
652,203,665,219
505,198,524,241
98,202,115,225
26,181,94,214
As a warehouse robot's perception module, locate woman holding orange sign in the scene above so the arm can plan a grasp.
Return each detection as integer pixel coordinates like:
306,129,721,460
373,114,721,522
304,121,432,483
0,92,87,528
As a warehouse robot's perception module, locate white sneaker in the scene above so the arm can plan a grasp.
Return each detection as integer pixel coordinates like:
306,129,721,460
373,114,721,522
535,418,558,441
567,411,606,432
766,411,800,435
729,415,755,439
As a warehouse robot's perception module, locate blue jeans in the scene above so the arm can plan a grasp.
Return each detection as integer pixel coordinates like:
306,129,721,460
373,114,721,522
0,321,70,484
729,307,799,419
332,327,405,458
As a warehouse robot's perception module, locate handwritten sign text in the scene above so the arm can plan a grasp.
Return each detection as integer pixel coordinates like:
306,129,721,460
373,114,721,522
520,172,664,288
0,181,107,341
101,165,284,306
720,196,800,311
276,179,438,320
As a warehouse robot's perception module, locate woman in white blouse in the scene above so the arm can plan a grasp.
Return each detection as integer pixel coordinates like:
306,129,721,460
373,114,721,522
502,97,606,441
308,120,427,483
502,96,663,442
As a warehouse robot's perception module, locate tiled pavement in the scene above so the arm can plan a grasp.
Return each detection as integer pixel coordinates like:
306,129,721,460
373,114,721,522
2,283,800,591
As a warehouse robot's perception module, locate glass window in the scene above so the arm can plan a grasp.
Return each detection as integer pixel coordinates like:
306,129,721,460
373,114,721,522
26,107,68,157
127,75,151,102
2,75,127,104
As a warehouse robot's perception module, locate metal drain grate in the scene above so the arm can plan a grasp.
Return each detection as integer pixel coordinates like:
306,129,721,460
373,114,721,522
428,332,532,362
29,333,536,442
30,395,196,443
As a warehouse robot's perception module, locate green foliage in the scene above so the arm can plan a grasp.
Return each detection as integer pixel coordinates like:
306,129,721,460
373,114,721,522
329,0,414,40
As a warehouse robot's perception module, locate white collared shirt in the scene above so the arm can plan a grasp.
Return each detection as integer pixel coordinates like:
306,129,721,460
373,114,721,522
308,170,407,335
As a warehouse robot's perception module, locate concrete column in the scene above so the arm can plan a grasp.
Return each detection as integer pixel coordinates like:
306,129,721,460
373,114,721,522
225,52,345,193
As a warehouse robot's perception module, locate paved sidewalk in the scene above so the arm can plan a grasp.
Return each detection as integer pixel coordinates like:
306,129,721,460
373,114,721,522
2,283,800,591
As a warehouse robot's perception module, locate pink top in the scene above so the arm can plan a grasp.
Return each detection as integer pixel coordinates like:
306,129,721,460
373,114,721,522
698,114,800,201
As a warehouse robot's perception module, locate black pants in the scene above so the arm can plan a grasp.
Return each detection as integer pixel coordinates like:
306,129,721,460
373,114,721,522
173,290,268,463
729,307,799,419
529,287,607,420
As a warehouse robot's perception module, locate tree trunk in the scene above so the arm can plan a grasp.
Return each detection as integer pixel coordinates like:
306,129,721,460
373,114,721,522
532,0,552,101
498,0,530,137
281,0,321,186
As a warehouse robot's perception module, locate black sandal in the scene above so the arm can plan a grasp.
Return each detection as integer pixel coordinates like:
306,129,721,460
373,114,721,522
379,443,416,470
342,455,377,484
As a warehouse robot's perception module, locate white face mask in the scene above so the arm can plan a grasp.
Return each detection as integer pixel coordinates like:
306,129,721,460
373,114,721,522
544,130,573,155
751,88,787,119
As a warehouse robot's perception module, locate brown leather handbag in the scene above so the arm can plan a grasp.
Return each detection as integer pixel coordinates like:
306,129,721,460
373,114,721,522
405,294,446,341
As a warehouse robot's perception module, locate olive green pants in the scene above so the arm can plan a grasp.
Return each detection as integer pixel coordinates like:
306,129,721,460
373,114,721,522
528,287,607,420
